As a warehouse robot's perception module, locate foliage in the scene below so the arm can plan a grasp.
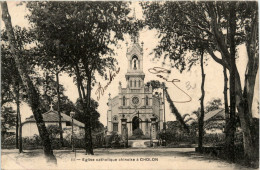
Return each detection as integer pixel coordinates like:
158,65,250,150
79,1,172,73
165,88,190,132
132,128,144,138
104,131,118,148
111,134,124,148
74,98,104,132
25,1,133,154
128,135,150,140
25,1,133,85
145,80,162,90
46,125,62,139
142,1,258,159
1,107,16,133
2,135,16,146
158,129,195,145
1,27,33,106
205,98,223,113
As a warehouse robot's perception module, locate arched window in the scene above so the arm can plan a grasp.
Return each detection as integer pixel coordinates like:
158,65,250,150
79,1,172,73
130,80,132,87
133,59,137,70
138,80,141,87
134,80,136,87
146,96,149,105
132,55,138,70
123,96,125,106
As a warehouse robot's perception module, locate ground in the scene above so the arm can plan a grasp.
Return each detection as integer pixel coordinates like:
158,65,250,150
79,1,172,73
1,148,254,170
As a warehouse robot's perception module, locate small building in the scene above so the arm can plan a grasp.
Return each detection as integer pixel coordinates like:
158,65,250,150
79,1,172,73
22,108,84,138
204,108,225,133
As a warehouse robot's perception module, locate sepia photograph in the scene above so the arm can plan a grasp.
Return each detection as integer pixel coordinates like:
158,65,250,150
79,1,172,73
1,1,259,169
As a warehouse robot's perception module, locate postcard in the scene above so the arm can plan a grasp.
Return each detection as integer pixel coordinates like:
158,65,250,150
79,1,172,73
1,1,259,169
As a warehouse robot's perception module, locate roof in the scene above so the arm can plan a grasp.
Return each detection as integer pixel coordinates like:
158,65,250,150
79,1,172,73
23,109,84,127
204,108,225,122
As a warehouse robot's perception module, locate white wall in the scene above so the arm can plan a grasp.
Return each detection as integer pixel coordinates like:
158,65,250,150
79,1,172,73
22,122,81,138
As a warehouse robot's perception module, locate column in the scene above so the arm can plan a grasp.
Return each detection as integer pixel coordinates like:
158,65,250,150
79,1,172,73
150,117,157,140
121,116,128,147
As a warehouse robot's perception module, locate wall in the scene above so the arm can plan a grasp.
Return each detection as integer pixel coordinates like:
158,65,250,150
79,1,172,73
22,122,81,138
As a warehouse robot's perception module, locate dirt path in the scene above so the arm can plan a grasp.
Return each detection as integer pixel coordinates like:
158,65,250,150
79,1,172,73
1,148,253,169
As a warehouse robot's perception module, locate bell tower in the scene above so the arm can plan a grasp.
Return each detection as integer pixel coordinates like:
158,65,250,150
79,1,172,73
125,34,145,89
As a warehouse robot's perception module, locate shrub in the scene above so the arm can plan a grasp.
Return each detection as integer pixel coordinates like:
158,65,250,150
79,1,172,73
2,135,16,146
47,125,62,139
111,134,124,148
74,138,85,148
203,133,225,146
158,129,196,145
132,128,144,138
22,135,42,149
104,132,117,148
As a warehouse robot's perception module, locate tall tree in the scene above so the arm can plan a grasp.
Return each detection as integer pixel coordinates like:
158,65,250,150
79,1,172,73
198,50,205,153
2,26,32,152
1,2,56,162
145,80,190,132
74,98,104,132
26,1,132,155
165,87,190,133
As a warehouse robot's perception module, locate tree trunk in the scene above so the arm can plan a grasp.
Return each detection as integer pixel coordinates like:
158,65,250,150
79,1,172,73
15,82,23,153
85,74,94,155
207,2,258,162
241,7,259,162
74,66,93,154
235,68,258,163
164,88,190,133
18,110,22,153
56,72,64,147
224,4,236,162
198,50,205,153
1,2,56,162
15,85,19,149
223,67,229,124
17,88,22,153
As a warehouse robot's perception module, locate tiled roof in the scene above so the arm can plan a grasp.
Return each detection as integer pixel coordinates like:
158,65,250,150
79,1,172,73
23,110,84,127
204,108,225,122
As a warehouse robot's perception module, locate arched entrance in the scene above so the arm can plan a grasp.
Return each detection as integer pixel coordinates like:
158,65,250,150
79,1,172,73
132,116,141,131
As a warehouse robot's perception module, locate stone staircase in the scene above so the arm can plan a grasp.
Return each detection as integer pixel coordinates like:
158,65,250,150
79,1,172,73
128,140,151,148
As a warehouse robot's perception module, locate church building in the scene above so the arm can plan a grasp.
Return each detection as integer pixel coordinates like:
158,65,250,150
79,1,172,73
107,35,164,137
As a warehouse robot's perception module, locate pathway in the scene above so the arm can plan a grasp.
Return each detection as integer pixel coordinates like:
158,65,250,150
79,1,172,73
1,148,253,169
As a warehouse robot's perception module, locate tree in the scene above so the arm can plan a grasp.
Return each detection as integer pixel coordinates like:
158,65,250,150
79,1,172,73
1,2,56,162
1,106,16,138
142,1,259,162
1,26,34,152
205,98,223,113
198,50,205,153
145,80,190,132
146,80,162,90
25,1,132,154
165,87,190,133
74,98,104,133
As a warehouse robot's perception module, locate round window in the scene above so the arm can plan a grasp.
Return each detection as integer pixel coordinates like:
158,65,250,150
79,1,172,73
132,96,139,105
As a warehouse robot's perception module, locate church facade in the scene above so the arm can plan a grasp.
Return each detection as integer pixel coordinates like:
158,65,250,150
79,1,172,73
107,37,163,137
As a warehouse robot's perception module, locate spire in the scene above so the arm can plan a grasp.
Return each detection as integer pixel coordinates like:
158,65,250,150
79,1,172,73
133,8,136,21
130,7,139,43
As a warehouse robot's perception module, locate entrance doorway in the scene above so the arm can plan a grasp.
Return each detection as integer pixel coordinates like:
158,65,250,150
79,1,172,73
132,116,141,131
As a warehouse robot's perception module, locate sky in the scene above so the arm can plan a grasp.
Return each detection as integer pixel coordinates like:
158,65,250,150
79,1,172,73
2,2,259,125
